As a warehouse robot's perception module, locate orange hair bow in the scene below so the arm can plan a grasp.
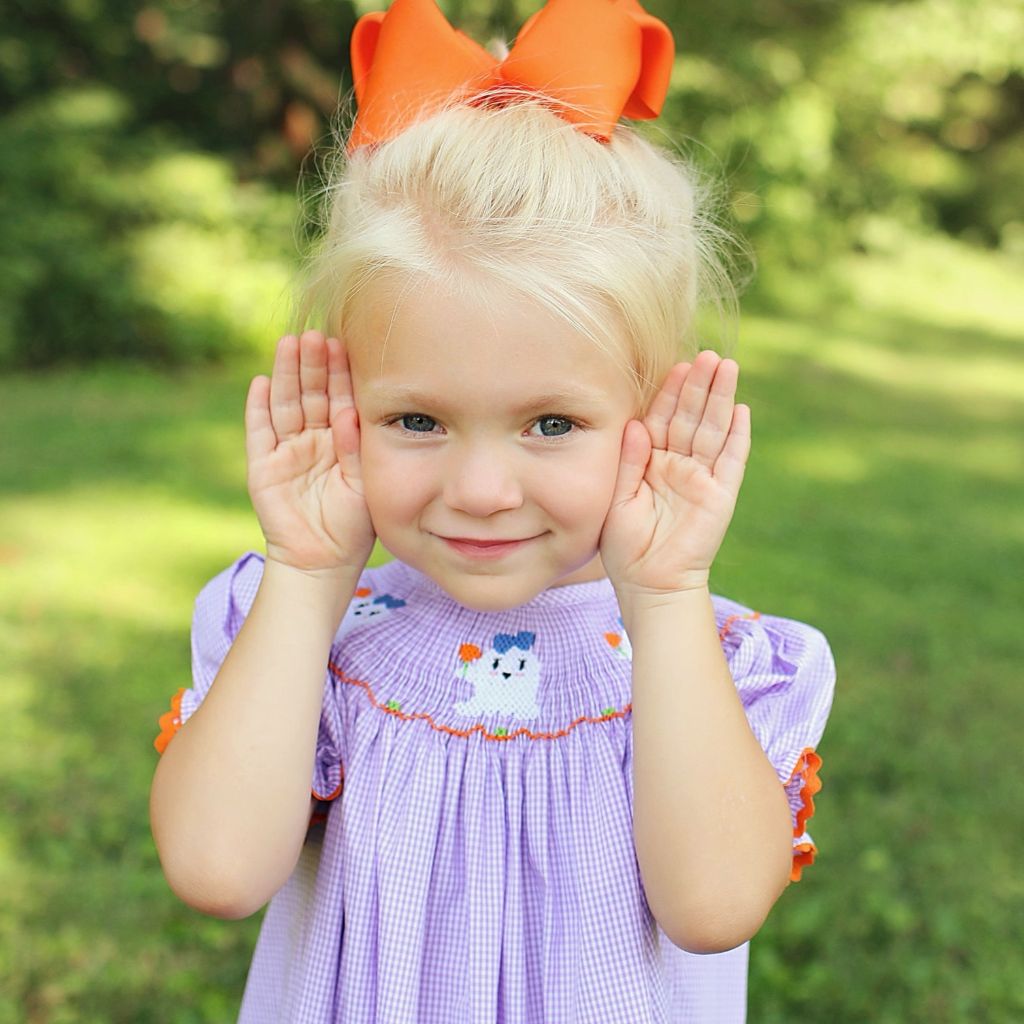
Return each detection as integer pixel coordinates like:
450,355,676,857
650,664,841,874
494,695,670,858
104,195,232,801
347,0,675,153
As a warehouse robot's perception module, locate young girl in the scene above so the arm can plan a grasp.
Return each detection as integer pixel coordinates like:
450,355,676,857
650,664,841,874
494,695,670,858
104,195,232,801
150,0,835,1020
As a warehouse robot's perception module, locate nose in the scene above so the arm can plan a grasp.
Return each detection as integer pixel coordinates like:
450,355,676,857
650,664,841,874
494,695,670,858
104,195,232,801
442,441,524,517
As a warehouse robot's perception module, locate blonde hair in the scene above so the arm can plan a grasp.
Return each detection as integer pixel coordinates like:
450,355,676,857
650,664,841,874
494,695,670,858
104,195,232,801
294,78,745,411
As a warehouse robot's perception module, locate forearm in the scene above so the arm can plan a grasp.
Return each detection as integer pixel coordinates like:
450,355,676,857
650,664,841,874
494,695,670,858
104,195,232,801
150,559,358,918
621,587,792,953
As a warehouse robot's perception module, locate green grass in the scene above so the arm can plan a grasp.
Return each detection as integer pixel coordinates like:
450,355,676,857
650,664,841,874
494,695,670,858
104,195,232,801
1,234,1021,1022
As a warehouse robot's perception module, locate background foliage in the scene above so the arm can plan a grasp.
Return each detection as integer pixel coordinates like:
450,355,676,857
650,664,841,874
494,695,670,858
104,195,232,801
1,1,1022,1021
1,0,1021,367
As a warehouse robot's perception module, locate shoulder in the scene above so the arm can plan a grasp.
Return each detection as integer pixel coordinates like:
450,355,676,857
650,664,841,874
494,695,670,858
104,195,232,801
347,559,413,607
711,592,834,682
193,550,266,623
193,554,416,633
711,594,836,784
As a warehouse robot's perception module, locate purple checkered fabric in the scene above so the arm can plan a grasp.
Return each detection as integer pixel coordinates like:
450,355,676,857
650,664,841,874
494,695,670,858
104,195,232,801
168,551,835,1022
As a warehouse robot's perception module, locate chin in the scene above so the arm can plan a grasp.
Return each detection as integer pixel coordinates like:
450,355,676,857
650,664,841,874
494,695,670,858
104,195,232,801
438,575,543,613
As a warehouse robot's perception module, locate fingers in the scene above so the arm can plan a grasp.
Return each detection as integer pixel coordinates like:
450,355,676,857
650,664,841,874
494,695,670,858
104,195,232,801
256,329,363,490
300,333,330,429
714,403,751,493
660,351,736,467
608,419,653,509
689,356,739,468
644,361,691,450
245,374,276,462
650,351,751,485
269,335,302,440
331,405,365,496
327,335,356,429
327,337,365,493
665,350,720,458
269,331,332,440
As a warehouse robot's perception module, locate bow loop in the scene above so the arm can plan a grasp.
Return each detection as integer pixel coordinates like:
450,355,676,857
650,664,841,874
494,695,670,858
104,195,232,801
493,631,536,654
348,0,675,153
496,0,673,140
349,0,497,151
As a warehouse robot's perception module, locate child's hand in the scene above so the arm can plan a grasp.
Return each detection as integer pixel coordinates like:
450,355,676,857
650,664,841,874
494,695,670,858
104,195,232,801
245,331,377,576
599,351,750,600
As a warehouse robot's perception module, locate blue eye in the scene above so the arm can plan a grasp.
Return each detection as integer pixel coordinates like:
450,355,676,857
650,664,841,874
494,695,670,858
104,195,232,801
533,416,575,438
398,414,437,433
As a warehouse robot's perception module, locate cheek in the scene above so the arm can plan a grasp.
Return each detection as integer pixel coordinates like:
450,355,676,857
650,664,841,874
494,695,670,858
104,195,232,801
543,436,623,511
359,436,435,522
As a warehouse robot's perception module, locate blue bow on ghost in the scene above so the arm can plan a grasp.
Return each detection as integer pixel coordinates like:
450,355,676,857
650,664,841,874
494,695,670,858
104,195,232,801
493,631,536,654
373,595,407,609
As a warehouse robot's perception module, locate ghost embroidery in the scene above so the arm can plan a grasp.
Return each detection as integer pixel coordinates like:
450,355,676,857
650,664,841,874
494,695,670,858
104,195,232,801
453,631,541,720
337,586,406,639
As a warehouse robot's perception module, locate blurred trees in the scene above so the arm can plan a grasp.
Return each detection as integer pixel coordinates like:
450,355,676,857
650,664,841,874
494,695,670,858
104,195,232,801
1,0,359,366
659,0,1024,263
2,0,359,181
1,0,1021,367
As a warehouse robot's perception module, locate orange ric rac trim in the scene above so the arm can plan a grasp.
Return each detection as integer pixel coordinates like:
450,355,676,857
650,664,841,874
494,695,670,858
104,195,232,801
717,611,825,882
786,748,823,882
153,685,347,806
323,609,762,743
312,772,344,803
788,748,823,837
153,688,186,754
328,659,630,741
310,765,347,824
791,842,817,883
718,610,761,638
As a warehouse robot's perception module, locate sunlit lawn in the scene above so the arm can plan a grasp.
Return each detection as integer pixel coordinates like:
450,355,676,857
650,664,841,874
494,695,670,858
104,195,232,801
1,235,1021,1022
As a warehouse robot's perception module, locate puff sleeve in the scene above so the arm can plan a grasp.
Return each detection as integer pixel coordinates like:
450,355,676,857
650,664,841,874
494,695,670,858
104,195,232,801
717,598,836,882
153,551,345,805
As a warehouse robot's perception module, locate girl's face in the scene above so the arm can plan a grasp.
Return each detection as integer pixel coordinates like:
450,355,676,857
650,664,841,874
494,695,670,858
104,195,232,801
347,276,640,612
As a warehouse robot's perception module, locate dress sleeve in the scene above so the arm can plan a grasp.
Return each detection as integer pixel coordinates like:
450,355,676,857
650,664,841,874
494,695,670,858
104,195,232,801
718,600,836,882
152,551,345,805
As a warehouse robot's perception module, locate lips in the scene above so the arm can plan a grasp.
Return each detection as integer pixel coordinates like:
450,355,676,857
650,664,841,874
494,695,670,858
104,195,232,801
445,537,529,546
438,534,540,559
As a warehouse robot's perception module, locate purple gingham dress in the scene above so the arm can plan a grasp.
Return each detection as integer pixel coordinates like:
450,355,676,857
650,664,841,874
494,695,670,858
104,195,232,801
164,551,835,1023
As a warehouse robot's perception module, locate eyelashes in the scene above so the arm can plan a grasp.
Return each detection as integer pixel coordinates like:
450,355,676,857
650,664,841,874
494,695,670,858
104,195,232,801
384,413,585,441
530,416,579,439
393,413,436,434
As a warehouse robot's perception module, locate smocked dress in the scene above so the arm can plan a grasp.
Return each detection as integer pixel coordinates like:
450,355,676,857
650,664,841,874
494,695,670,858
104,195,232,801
155,551,835,1023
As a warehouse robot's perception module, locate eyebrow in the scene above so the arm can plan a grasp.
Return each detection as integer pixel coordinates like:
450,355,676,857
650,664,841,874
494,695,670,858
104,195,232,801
361,384,608,414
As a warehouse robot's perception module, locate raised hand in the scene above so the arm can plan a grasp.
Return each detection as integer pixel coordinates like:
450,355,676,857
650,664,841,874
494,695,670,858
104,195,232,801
599,350,751,599
245,330,377,575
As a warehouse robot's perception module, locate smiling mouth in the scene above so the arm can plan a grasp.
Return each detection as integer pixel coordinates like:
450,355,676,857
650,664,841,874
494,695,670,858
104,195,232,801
438,535,541,559
444,537,535,546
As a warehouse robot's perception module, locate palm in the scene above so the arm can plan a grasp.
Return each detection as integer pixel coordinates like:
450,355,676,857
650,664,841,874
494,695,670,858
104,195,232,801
600,352,750,596
246,332,377,574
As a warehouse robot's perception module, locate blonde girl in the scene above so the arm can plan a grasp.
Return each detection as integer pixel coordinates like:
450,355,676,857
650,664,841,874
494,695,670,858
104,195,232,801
151,1,835,1019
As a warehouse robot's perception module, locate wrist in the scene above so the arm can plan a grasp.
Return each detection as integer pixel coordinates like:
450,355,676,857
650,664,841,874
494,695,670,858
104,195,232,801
260,556,363,630
263,553,363,584
614,579,712,636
